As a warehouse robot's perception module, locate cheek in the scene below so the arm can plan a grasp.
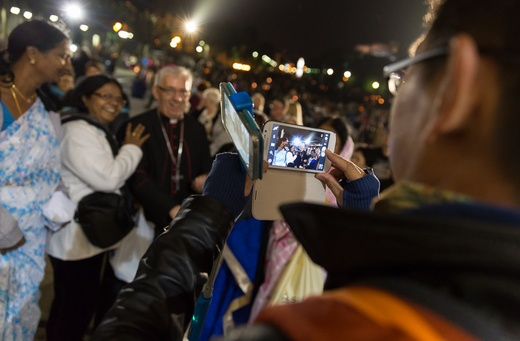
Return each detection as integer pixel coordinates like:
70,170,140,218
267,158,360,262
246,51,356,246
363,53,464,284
388,88,433,181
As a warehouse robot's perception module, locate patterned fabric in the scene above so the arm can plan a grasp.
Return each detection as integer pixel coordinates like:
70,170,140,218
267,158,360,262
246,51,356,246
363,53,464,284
249,220,299,322
0,99,60,340
374,181,473,213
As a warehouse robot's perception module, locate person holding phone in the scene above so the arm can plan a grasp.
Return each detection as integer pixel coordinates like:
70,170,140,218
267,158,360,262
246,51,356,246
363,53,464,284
95,0,520,339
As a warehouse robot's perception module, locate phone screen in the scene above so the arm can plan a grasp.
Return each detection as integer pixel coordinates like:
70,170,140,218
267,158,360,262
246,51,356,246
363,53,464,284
266,123,333,173
221,93,251,169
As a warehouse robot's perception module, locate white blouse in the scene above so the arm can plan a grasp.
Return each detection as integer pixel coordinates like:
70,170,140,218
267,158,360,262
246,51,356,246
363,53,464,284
47,119,143,260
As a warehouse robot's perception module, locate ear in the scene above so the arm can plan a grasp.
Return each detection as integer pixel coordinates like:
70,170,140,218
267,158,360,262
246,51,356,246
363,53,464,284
26,46,39,61
430,34,480,136
81,95,89,108
151,86,160,100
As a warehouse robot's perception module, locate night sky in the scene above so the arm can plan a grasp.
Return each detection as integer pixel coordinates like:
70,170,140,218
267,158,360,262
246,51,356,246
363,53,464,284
172,0,429,65
31,0,429,72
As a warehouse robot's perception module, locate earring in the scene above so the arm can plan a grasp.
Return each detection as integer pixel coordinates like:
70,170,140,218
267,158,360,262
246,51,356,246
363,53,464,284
30,59,36,65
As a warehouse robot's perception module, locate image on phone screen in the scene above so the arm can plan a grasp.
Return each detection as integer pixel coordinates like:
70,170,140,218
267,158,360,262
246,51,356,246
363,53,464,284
266,123,332,173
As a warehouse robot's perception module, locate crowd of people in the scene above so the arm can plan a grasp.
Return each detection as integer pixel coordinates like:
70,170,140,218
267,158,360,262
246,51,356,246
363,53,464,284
2,0,519,339
0,16,391,341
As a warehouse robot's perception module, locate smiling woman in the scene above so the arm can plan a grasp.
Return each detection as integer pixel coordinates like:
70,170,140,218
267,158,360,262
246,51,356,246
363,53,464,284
46,75,151,340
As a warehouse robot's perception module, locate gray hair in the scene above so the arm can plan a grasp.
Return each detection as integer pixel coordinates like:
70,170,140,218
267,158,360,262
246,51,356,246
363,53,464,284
154,65,193,89
202,87,220,105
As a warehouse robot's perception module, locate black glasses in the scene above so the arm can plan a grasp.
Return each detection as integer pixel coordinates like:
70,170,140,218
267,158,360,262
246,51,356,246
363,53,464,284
383,47,448,96
156,85,190,98
92,93,126,105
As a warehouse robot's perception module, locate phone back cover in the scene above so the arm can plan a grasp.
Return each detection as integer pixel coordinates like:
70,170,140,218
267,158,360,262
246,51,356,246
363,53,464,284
252,168,326,221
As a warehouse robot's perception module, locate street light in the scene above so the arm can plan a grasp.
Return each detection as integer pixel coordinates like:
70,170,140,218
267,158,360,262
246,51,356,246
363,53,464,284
49,15,59,22
185,20,198,33
63,3,84,21
113,22,122,32
10,7,21,15
23,11,33,20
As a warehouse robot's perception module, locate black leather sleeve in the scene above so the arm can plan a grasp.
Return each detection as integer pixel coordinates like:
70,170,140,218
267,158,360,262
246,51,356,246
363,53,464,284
222,324,291,341
92,195,235,341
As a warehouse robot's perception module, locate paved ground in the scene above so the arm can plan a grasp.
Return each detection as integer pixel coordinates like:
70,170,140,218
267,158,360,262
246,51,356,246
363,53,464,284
35,68,153,340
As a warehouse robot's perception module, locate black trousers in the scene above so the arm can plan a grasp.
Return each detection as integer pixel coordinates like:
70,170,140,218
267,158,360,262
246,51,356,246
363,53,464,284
46,253,126,341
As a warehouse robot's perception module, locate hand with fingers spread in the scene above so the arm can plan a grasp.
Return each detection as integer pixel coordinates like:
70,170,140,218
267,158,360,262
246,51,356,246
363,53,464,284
123,123,150,147
316,150,380,210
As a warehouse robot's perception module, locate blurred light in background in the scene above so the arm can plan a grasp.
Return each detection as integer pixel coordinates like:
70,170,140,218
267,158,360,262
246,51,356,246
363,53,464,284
185,20,198,33
113,22,123,32
261,55,277,67
296,57,305,78
92,34,101,47
232,63,251,71
63,3,83,20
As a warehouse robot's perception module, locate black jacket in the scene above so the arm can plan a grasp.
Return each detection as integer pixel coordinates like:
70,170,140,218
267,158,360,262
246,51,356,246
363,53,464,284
94,199,520,340
227,202,520,340
92,195,234,340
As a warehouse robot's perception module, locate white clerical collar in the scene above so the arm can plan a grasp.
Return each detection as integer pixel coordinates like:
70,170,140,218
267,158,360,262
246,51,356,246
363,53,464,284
169,119,178,124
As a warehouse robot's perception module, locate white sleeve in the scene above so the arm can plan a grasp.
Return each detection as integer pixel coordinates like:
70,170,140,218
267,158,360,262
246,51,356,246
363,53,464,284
60,121,143,192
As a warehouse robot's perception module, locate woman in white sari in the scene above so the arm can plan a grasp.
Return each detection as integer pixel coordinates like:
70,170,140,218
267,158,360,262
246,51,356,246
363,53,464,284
0,20,71,340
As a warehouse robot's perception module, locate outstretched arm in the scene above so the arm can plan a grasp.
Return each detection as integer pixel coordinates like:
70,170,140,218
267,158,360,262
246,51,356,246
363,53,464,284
92,154,255,340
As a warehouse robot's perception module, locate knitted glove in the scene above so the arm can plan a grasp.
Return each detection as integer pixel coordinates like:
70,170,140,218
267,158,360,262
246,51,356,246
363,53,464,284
202,153,250,219
342,168,380,211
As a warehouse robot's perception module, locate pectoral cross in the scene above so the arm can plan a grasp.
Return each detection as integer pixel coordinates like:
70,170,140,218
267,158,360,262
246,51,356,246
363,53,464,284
172,173,184,191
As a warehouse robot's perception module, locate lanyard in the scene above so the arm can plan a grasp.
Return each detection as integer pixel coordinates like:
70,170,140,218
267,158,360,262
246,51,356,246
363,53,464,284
157,111,184,191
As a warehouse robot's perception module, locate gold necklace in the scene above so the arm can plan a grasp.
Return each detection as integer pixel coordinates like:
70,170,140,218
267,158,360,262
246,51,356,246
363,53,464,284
9,87,23,117
11,84,37,104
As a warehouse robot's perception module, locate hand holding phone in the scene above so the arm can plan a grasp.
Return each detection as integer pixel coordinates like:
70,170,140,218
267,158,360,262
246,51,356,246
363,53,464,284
262,120,336,173
252,121,337,220
315,150,370,206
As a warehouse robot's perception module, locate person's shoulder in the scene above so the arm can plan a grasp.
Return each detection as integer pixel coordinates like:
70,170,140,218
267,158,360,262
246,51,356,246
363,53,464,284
184,114,206,132
61,118,100,143
128,109,156,124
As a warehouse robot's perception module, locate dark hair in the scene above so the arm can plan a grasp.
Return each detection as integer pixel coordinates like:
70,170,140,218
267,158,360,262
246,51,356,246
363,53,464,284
63,75,123,112
317,116,350,151
271,97,286,107
1,20,69,84
84,60,103,71
276,136,288,149
420,0,520,191
354,146,381,168
197,80,211,92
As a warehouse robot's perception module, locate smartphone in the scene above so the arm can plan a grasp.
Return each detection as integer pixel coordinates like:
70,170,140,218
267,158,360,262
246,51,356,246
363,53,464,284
219,82,263,180
262,120,336,174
